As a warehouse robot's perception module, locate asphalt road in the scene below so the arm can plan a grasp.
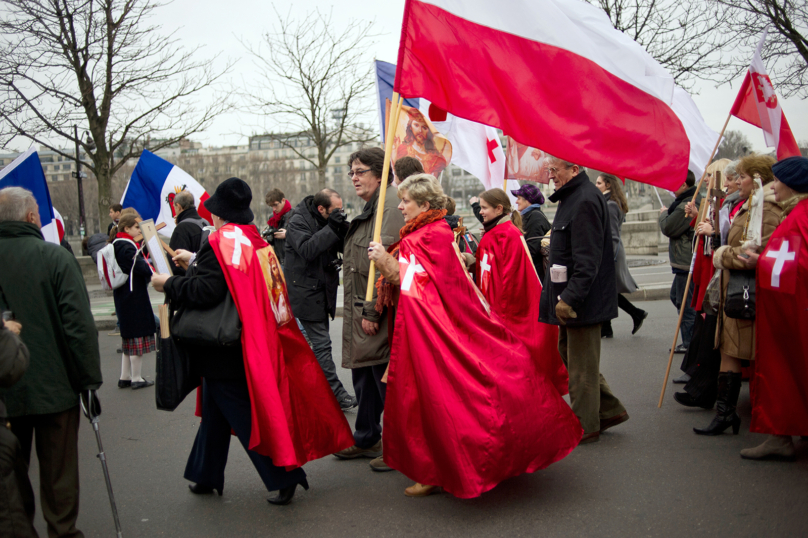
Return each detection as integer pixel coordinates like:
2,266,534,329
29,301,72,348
26,300,808,537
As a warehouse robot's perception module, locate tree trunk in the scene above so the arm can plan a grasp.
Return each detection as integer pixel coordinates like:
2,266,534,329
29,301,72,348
95,156,113,233
317,166,327,190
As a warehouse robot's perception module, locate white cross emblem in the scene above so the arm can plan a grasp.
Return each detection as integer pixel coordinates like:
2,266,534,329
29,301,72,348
223,226,252,266
765,240,796,288
480,253,492,278
400,254,425,292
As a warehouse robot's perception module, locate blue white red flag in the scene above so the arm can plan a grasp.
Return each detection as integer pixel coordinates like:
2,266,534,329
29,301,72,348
0,147,59,244
121,150,211,236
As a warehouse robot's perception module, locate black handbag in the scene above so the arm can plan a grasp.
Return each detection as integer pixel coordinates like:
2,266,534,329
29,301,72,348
155,334,199,411
724,269,755,320
171,291,242,346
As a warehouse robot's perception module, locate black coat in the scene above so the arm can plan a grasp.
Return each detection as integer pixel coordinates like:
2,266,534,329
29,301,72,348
521,206,551,275
164,242,245,381
539,172,617,326
270,210,292,266
86,233,108,263
169,207,209,277
283,196,342,322
112,239,156,339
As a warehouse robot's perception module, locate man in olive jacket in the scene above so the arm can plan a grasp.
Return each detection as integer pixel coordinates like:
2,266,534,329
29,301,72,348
336,148,404,469
539,158,627,445
0,187,103,538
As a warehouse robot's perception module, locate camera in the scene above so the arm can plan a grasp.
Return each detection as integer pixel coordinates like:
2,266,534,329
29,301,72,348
261,225,279,245
325,255,343,273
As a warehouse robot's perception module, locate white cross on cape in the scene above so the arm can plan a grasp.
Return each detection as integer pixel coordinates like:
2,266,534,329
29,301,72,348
400,254,425,292
223,226,252,266
765,240,796,288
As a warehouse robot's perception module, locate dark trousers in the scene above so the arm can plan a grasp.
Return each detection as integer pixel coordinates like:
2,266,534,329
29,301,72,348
683,313,721,405
10,406,82,538
351,364,387,449
670,272,696,348
299,319,348,401
558,324,626,434
602,295,644,333
0,423,37,538
184,379,305,492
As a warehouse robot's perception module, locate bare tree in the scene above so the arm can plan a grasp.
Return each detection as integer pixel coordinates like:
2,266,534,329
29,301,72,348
713,0,808,98
715,129,754,159
587,0,736,91
0,0,232,225
240,8,379,190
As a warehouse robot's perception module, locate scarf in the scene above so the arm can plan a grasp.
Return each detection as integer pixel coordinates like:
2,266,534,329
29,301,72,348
115,231,136,242
520,203,543,216
375,208,447,313
483,213,508,234
267,199,292,228
780,193,808,221
668,186,697,215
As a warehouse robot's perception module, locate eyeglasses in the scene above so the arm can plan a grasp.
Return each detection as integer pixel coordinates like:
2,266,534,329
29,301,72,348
548,165,570,174
348,168,372,178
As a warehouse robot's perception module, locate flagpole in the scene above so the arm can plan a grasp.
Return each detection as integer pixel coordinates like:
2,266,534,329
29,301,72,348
366,94,404,302
658,112,731,408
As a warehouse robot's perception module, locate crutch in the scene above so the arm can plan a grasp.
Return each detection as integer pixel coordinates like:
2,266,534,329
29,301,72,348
80,390,123,538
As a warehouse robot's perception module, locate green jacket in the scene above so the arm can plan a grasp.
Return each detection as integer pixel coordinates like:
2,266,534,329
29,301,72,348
0,222,102,417
658,187,700,272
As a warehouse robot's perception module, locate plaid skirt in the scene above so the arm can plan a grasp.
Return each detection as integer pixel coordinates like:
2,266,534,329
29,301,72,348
122,335,156,356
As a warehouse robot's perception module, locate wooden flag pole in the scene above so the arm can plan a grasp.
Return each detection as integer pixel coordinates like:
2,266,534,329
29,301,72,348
365,93,403,302
658,112,732,408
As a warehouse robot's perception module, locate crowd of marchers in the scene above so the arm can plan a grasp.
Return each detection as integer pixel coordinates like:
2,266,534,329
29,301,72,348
1,146,807,536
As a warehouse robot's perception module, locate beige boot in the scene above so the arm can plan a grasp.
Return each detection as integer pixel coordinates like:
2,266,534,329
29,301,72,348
740,435,796,461
404,482,439,497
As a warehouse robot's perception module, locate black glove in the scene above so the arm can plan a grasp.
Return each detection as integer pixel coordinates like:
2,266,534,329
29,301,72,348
327,210,348,237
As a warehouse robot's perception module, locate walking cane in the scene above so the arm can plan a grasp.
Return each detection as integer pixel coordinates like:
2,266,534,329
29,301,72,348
80,390,124,538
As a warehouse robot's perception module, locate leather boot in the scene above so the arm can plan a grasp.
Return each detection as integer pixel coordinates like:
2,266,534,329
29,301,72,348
694,371,742,436
740,435,796,461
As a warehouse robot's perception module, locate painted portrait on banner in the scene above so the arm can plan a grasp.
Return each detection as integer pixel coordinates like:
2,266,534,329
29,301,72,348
388,101,452,177
505,137,550,184
257,246,293,326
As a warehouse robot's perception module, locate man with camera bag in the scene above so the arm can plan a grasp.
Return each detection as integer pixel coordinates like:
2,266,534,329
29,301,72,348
284,188,356,411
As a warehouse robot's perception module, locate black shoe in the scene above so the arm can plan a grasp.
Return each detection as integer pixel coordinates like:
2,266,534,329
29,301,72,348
188,483,223,496
601,323,614,339
339,395,358,412
631,311,648,335
267,478,309,506
694,372,742,436
674,392,713,410
671,344,688,354
673,373,691,384
118,379,132,388
131,379,154,390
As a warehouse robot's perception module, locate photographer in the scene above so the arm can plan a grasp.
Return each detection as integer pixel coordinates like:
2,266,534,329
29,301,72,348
265,189,292,266
284,189,356,411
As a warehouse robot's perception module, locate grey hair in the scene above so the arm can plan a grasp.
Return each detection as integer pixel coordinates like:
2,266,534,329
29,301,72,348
0,187,38,222
545,154,586,172
398,173,446,210
174,190,195,211
725,160,739,178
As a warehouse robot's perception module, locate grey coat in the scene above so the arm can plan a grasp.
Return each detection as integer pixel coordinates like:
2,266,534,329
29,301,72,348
341,185,405,369
606,194,638,295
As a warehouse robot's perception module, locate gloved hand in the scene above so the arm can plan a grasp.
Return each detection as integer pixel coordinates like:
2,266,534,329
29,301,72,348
328,210,349,237
555,299,578,325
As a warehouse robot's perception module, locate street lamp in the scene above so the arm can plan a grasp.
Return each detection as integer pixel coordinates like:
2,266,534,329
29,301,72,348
71,126,95,239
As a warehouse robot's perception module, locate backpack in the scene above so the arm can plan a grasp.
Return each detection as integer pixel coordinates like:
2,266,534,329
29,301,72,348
97,238,138,291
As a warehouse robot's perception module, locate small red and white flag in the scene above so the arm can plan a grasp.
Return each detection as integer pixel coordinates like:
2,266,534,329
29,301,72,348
730,30,801,160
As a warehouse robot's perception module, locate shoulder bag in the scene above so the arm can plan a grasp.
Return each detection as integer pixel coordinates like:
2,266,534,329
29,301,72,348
171,291,242,346
724,269,755,320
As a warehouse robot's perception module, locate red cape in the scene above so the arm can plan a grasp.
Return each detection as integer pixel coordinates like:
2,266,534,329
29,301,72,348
751,199,808,436
208,224,354,467
384,221,581,498
476,221,568,395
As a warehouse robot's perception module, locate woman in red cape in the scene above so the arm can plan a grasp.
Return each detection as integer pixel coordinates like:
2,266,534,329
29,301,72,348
153,178,353,505
474,188,568,396
369,174,581,499
741,157,808,461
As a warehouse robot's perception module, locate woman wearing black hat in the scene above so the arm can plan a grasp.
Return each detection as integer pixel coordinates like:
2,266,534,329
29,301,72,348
151,178,353,505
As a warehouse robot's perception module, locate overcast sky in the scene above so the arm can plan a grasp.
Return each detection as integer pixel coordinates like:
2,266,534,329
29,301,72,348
17,0,808,153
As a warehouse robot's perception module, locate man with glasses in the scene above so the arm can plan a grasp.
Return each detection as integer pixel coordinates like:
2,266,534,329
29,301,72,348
539,157,628,445
334,147,404,472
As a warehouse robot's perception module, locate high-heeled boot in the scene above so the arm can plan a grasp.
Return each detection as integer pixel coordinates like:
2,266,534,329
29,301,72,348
694,371,742,436
267,478,309,506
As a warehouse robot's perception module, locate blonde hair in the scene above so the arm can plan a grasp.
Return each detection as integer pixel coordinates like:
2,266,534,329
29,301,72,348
397,173,446,210
110,207,143,241
706,158,732,186
480,188,522,230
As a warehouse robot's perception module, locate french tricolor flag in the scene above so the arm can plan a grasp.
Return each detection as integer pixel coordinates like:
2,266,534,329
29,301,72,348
395,0,719,189
0,147,60,244
121,150,211,236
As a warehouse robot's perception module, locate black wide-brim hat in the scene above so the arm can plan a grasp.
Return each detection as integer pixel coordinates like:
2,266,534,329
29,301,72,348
204,177,254,224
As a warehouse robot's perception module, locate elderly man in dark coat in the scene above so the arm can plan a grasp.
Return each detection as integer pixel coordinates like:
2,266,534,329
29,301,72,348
0,186,103,538
284,188,356,411
539,158,628,445
169,190,209,277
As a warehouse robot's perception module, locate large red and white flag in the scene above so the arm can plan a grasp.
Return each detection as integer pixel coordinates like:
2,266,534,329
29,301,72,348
395,0,702,190
730,31,801,160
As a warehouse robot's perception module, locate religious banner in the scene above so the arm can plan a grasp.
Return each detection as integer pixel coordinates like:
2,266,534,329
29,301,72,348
387,100,452,177
505,137,550,184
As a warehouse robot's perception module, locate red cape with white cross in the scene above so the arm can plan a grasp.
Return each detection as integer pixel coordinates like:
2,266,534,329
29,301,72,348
751,199,808,436
208,223,354,467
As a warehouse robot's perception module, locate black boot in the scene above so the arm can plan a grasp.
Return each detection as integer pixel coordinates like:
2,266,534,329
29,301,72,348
631,310,648,335
694,372,742,435
267,478,309,506
601,321,614,339
674,391,713,409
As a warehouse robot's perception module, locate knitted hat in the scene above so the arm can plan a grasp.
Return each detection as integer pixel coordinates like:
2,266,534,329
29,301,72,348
772,156,808,194
203,177,254,224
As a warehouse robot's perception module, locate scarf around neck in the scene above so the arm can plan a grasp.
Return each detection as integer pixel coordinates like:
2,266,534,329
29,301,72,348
483,213,508,233
267,199,292,228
